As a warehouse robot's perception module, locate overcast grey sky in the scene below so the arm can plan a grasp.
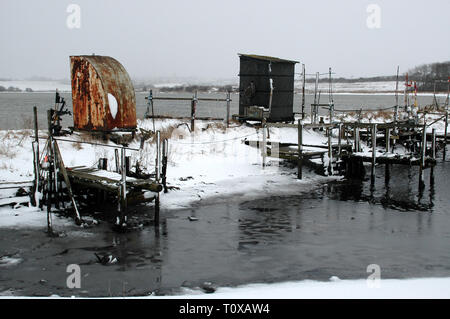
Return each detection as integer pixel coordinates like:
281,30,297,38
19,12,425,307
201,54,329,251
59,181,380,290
0,0,449,81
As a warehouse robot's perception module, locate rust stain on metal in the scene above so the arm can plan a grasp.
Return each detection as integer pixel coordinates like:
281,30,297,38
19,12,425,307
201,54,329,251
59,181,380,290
70,55,137,131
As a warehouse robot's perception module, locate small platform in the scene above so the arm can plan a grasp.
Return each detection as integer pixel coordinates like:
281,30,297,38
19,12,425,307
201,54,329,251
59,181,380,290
64,166,163,193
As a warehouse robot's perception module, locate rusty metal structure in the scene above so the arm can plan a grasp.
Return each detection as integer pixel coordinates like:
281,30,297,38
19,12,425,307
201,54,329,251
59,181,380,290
238,54,298,122
70,55,137,132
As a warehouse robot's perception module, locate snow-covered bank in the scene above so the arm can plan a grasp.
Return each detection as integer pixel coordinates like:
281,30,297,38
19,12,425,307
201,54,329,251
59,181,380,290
0,119,338,228
163,277,450,299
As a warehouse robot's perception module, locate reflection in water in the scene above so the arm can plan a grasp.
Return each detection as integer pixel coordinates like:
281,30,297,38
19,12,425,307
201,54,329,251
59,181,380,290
2,155,449,297
326,162,436,212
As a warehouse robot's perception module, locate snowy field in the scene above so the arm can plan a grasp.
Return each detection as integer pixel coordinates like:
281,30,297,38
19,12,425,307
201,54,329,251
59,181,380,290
1,80,447,96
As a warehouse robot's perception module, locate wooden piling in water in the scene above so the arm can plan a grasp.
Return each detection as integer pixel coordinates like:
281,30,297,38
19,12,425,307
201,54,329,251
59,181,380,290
432,128,436,160
327,128,333,175
371,124,377,183
419,123,427,182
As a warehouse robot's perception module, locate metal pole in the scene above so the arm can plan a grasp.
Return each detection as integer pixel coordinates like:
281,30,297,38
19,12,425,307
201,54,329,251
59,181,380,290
297,120,303,179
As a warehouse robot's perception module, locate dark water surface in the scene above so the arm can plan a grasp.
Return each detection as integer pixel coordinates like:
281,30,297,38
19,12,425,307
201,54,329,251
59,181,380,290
1,152,449,297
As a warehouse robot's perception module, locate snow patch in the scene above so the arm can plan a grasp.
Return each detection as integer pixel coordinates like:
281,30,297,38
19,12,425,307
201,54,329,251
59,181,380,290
108,93,118,119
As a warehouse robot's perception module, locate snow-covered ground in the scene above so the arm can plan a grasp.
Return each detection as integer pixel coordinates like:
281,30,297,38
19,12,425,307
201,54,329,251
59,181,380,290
161,277,450,299
0,118,339,229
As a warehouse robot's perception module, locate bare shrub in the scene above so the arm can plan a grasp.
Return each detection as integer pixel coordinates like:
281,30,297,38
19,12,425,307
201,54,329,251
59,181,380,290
20,114,34,129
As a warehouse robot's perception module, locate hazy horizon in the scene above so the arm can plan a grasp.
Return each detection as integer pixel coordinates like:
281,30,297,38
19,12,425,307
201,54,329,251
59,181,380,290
1,0,449,82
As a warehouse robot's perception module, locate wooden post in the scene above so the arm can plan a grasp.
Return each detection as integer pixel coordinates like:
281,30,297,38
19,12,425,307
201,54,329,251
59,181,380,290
191,91,197,132
421,123,427,170
297,120,303,179
32,106,40,206
46,110,53,234
301,64,306,120
52,139,59,209
385,128,390,153
327,127,333,175
394,66,399,126
338,124,342,158
226,91,231,128
431,128,436,159
354,125,361,152
54,142,81,224
262,120,267,168
444,111,448,161
119,147,127,225
156,131,161,182
150,90,156,132
125,156,130,175
154,193,160,226
162,139,168,193
371,124,377,183
115,149,120,173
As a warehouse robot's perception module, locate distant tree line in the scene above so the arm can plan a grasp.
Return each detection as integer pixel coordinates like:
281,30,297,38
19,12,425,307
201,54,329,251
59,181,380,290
0,86,33,92
158,84,236,93
407,61,449,92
